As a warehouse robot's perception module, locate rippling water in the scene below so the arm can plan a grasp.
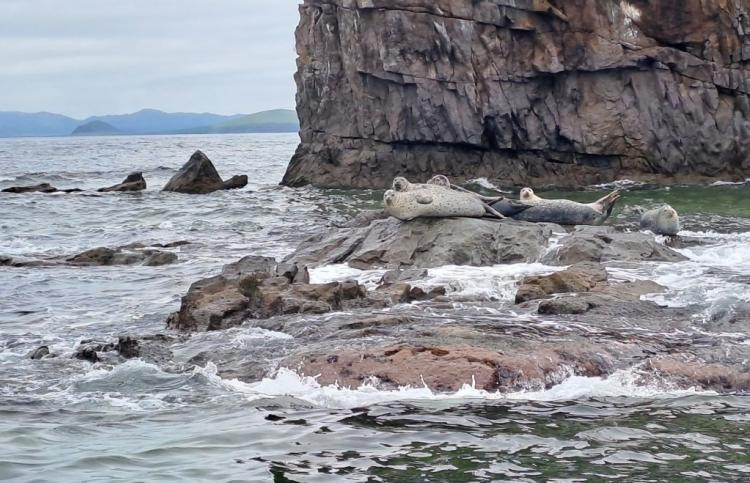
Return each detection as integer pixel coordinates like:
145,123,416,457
1,134,750,481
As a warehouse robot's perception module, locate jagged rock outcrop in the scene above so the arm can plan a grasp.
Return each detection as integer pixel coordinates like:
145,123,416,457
163,150,248,194
283,0,750,189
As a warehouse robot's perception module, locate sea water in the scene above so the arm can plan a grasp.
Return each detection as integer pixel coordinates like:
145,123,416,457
1,134,750,481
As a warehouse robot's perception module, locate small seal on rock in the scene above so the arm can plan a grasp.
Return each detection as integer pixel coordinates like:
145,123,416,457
640,205,681,236
493,189,622,225
384,188,503,221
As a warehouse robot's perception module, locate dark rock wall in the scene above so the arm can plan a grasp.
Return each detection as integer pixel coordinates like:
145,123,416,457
282,0,750,188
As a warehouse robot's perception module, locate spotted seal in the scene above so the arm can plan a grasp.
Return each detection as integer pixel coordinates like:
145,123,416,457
492,189,622,225
640,205,681,236
384,187,504,221
392,176,502,203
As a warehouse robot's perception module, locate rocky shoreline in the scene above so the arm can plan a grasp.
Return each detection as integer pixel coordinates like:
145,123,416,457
35,211,750,395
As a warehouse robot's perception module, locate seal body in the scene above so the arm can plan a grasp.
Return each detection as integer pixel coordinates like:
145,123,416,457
493,189,621,225
384,189,486,221
640,205,681,235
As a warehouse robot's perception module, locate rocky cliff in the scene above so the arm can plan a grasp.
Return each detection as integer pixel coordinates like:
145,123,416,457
282,0,750,188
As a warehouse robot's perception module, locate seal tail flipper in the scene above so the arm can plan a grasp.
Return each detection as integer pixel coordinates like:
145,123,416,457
482,203,506,219
595,190,622,216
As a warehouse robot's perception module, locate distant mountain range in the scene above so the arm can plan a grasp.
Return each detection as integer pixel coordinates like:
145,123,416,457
0,108,299,138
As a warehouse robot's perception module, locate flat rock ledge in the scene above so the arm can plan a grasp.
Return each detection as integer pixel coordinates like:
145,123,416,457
286,216,686,269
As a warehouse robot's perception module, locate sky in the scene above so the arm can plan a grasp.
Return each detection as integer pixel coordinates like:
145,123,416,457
0,0,301,118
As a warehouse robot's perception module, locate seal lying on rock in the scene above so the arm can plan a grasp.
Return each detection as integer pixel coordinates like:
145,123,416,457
392,176,502,203
492,189,622,225
384,188,504,221
640,205,681,236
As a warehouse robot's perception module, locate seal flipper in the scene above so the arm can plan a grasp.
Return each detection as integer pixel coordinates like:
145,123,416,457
594,190,622,217
415,192,433,205
491,199,534,217
482,202,506,219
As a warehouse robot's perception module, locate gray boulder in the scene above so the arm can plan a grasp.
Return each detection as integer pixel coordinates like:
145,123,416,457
98,172,146,192
163,150,247,194
286,217,559,269
543,226,687,265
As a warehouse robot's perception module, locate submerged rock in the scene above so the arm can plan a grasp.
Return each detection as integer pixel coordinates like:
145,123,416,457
2,244,179,268
98,172,147,192
66,247,177,266
163,150,247,194
28,346,51,360
2,183,59,193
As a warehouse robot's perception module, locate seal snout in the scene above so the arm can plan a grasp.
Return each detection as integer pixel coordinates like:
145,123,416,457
392,177,410,192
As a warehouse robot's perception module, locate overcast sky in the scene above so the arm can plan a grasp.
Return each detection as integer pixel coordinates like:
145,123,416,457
0,0,300,118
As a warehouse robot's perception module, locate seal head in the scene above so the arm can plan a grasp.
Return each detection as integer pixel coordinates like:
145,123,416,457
640,205,680,236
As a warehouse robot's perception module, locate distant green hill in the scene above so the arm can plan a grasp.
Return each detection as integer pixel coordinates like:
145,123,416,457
0,108,298,138
71,120,122,136
180,109,299,134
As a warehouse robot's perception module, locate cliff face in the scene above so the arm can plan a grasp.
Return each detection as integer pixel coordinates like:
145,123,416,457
283,0,750,188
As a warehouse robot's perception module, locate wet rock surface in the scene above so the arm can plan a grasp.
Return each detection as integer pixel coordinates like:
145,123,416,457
163,150,248,194
150,214,750,394
73,335,176,365
98,172,147,192
542,226,686,264
284,0,750,189
166,254,446,332
287,217,559,269
1,244,181,268
2,183,59,193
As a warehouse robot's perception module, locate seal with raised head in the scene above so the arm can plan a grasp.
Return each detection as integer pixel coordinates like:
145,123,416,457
384,188,503,221
493,188,622,225
640,205,681,236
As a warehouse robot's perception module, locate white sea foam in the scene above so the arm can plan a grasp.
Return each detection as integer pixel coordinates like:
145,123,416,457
231,328,293,348
590,179,646,190
309,264,386,289
608,230,750,313
311,262,564,302
194,364,713,410
466,177,509,193
414,263,564,301
710,179,750,186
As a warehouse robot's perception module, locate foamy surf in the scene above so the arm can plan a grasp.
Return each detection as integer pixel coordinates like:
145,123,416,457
310,263,565,302
193,364,713,410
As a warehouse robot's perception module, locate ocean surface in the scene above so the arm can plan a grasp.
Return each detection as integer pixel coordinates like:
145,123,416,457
1,133,750,482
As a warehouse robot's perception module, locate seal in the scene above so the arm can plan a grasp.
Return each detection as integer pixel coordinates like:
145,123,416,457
493,189,622,225
384,188,504,221
393,176,503,203
640,205,681,236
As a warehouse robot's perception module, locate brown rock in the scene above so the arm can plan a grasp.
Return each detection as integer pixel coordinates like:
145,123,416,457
515,262,608,303
292,343,616,392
